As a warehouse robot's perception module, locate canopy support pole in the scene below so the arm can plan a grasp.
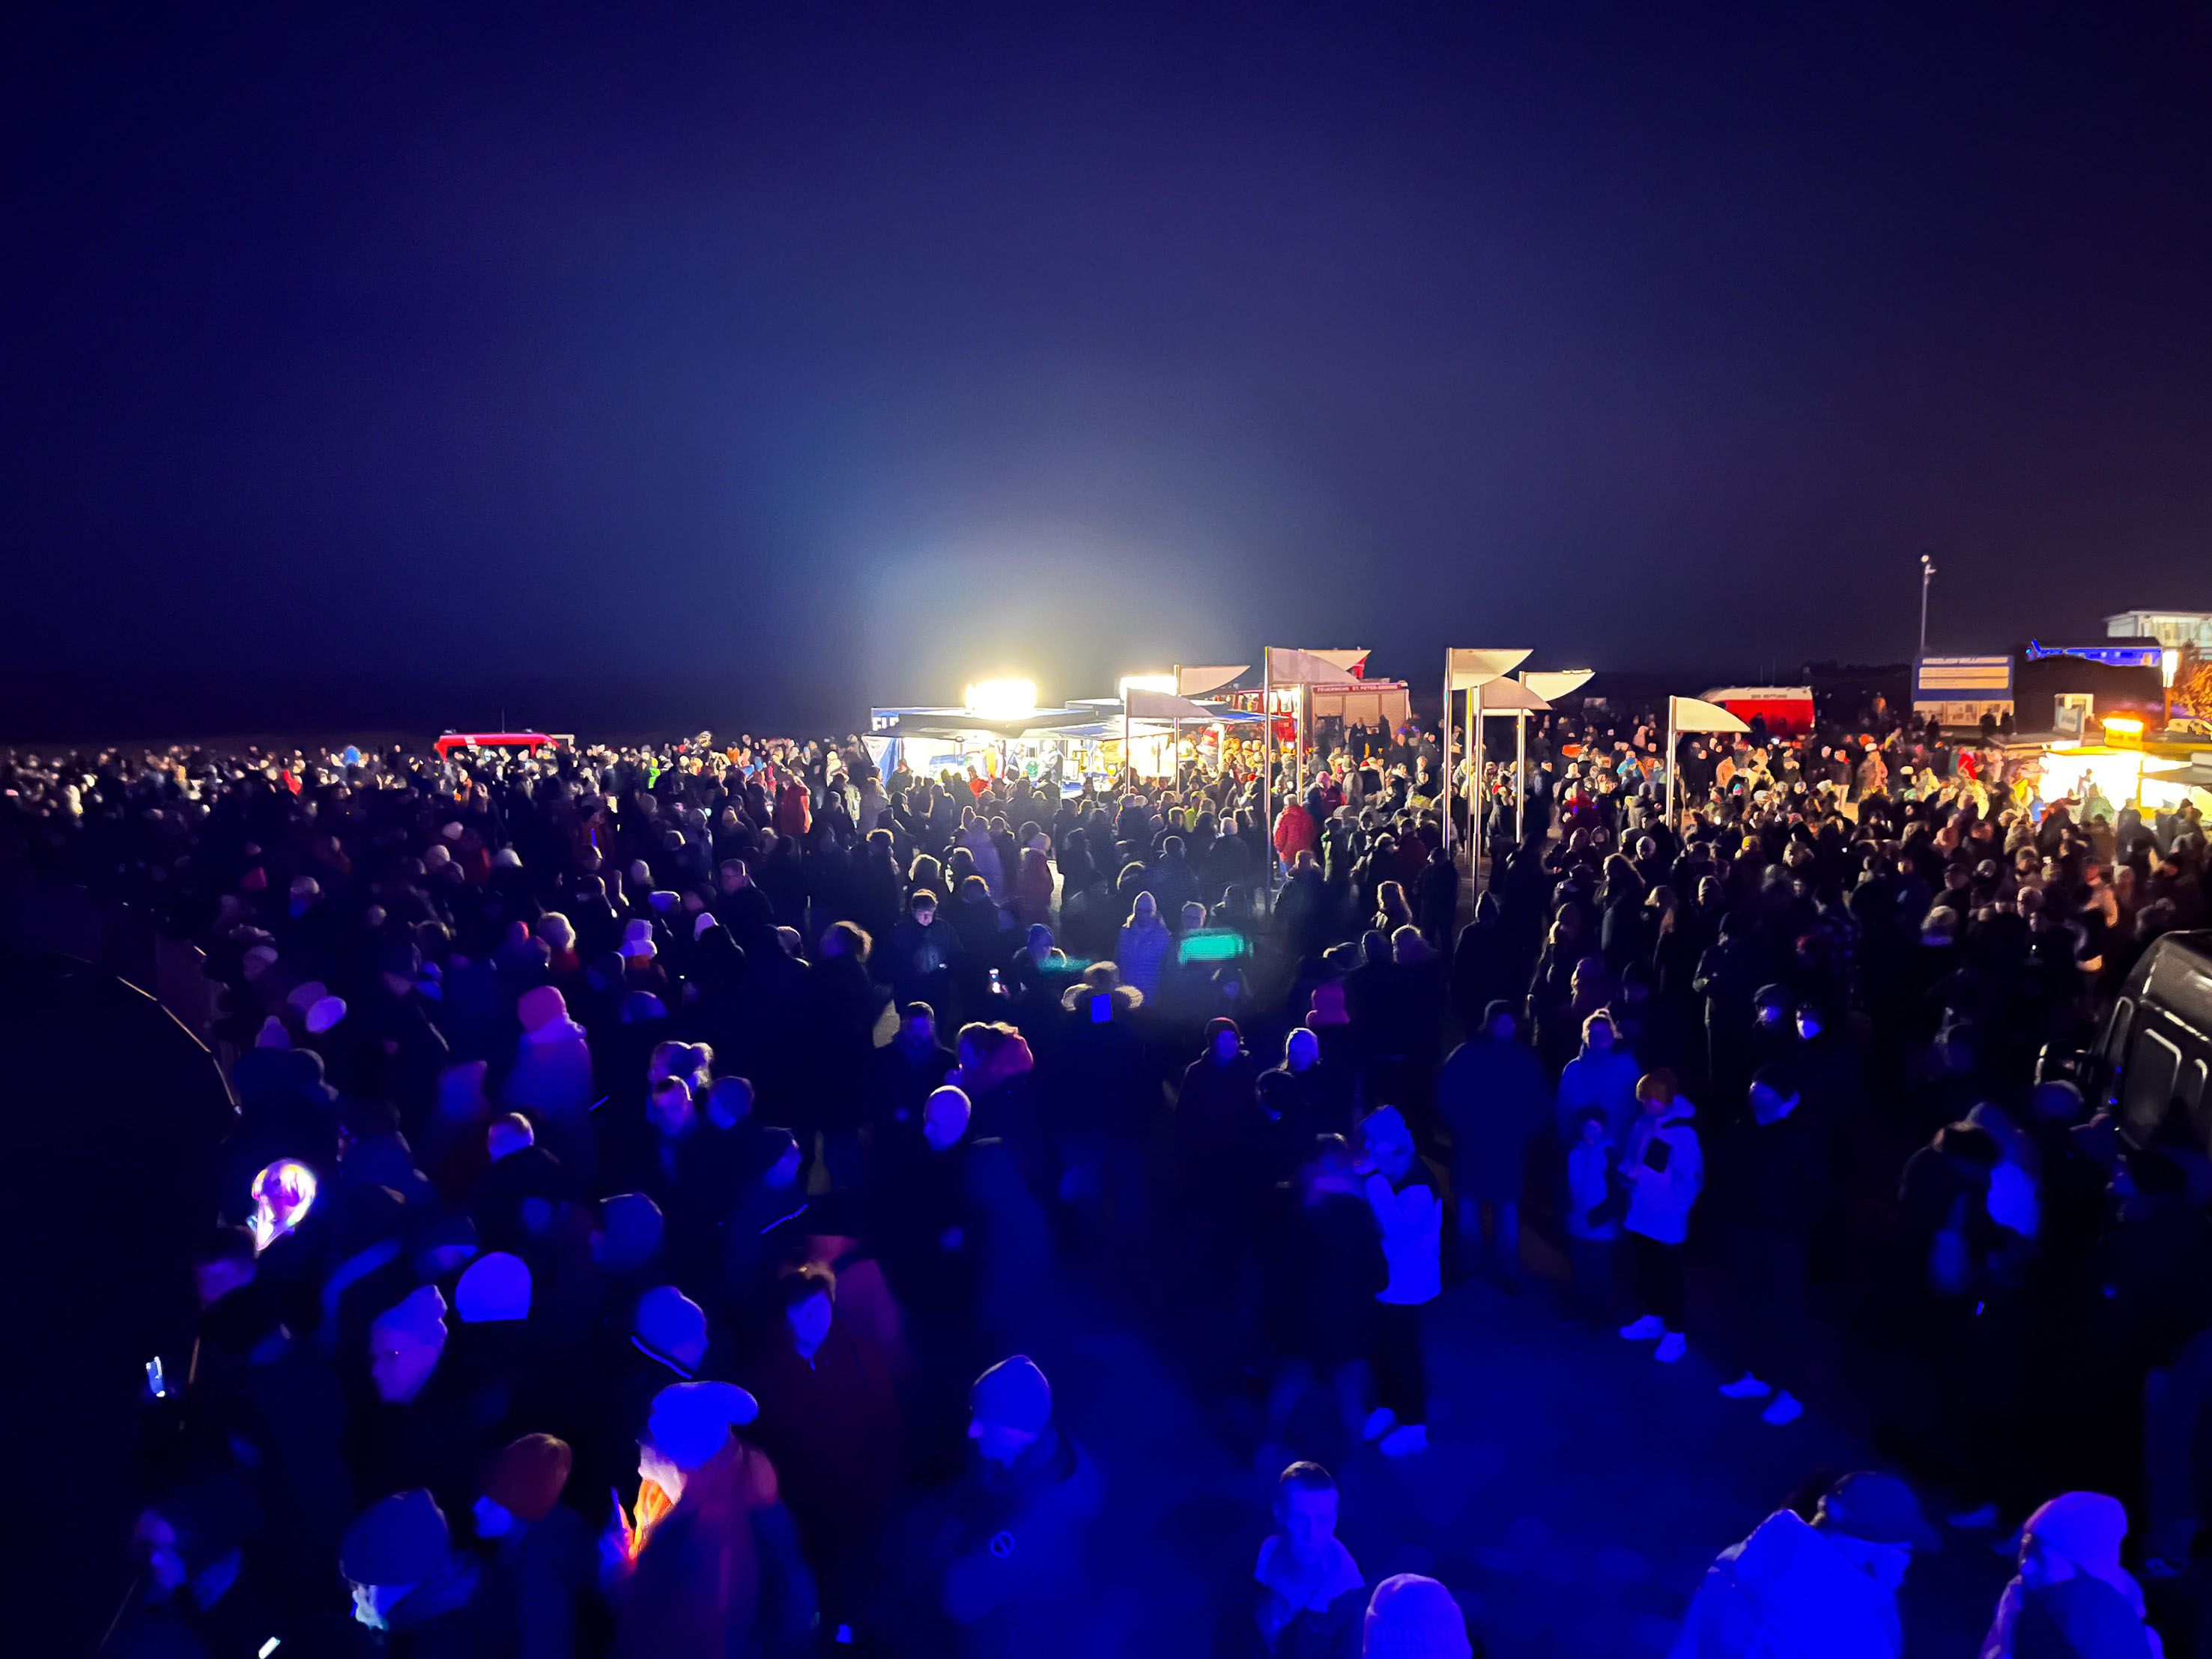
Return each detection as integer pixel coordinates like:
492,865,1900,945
1261,655,1273,882
1515,705,1528,848
1665,697,1679,828
1440,657,1454,862
1467,678,1482,882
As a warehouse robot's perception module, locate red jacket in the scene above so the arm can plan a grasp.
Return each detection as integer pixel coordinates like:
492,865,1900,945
1273,802,1318,862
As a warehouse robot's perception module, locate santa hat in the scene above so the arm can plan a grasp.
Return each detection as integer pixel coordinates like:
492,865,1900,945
454,1252,532,1323
646,1380,759,1472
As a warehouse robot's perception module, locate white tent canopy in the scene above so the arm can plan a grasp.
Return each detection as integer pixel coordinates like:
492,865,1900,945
1473,678,1551,712
1264,647,1365,686
1123,687,1225,721
1670,694,1751,734
1176,664,1249,697
1664,694,1752,822
1523,669,1595,702
1445,647,1532,691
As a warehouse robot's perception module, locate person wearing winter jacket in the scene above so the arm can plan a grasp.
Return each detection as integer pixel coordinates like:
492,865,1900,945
1617,1070,1703,1364
1673,1470,1939,1659
1115,891,1175,1000
919,1356,1104,1657
503,984,596,1189
1556,1011,1643,1150
1563,1108,1624,1325
1250,1461,1366,1659
1713,1064,1826,1427
1980,1492,2165,1659
1435,1001,1549,1286
1357,1106,1442,1457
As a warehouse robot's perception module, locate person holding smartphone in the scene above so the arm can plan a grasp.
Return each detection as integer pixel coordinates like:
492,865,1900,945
1616,1070,1703,1364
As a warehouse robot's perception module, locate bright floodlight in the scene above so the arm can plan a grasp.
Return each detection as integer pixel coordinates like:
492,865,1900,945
963,679,1037,720
1117,672,1176,701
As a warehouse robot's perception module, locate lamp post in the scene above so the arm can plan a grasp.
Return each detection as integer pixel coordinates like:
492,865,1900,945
1918,550,1936,662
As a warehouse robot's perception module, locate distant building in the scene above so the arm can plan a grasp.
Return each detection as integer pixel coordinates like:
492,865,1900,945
2105,609,2212,651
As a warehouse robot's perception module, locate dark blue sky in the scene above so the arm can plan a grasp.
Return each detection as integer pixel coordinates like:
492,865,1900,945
7,4,2209,732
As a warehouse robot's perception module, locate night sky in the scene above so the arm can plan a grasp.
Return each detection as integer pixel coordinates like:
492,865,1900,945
7,4,2209,737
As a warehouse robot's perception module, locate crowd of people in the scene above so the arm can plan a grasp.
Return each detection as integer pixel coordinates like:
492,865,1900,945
1,689,2206,1657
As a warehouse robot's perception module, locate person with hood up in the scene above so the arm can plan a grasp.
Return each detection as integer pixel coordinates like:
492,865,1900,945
1617,1070,1703,1364
1116,890,1174,999
1436,1000,1549,1287
1672,1471,1939,1659
1980,1492,2165,1659
1357,1106,1442,1457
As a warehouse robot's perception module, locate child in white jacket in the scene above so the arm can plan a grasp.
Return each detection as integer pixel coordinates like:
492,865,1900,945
1359,1106,1441,1457
1617,1070,1703,1364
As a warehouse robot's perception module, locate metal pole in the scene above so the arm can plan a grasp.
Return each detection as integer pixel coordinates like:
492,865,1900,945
1918,551,1936,661
1440,656,1454,861
1665,697,1678,828
1469,679,1484,878
1515,704,1527,846
1171,662,1181,793
1261,654,1273,880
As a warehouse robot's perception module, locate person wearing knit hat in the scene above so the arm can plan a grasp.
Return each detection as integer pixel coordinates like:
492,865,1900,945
339,1488,498,1640
646,1379,760,1472
470,1435,595,1653
596,1191,664,1270
515,983,571,1034
476,1434,573,1531
369,1284,449,1404
505,982,596,1183
454,1250,532,1323
1363,1574,1472,1659
621,918,658,959
931,1352,1102,1641
969,1353,1053,1462
1982,1492,2163,1659
634,1284,709,1374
